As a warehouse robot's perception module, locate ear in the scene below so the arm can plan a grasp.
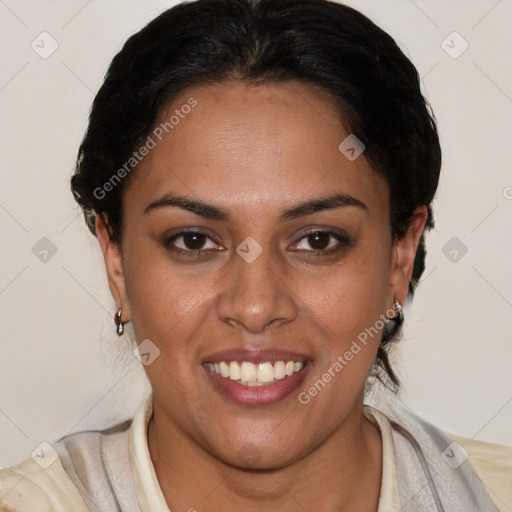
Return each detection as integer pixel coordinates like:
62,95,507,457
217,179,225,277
388,205,428,309
96,214,131,323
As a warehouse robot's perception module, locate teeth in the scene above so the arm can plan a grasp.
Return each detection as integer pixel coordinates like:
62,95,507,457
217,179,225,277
240,361,257,382
206,360,305,385
219,361,230,378
247,380,266,386
274,360,286,379
257,362,274,383
229,361,241,380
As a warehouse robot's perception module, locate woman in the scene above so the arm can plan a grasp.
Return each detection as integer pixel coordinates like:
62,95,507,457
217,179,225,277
1,0,510,510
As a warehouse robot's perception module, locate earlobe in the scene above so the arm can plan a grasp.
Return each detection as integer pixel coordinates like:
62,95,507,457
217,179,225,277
95,214,131,323
389,205,428,307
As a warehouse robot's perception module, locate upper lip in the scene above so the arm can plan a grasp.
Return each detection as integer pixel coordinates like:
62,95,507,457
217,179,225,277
201,347,312,364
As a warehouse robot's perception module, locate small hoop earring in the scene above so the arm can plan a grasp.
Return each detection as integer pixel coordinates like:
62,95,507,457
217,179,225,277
115,306,124,336
391,298,404,326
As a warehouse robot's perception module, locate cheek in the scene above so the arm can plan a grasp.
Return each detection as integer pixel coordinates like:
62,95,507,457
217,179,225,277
303,247,391,343
294,250,391,418
121,242,207,343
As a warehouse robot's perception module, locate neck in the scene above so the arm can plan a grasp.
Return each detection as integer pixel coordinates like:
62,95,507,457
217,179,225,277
147,400,382,512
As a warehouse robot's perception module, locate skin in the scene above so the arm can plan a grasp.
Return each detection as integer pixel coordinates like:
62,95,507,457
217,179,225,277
97,80,427,511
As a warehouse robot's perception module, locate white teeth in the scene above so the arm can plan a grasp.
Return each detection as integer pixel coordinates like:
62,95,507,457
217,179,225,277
274,360,286,380
247,380,266,386
240,361,257,382
229,361,241,380
206,359,306,385
219,361,230,378
257,362,274,383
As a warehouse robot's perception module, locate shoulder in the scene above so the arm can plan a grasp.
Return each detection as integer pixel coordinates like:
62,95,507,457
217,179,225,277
0,419,132,512
0,449,89,512
449,432,512,512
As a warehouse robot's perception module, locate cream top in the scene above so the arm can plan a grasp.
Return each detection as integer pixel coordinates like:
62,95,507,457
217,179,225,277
1,393,511,511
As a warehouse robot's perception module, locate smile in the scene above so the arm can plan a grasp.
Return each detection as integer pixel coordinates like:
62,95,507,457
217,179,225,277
204,360,306,386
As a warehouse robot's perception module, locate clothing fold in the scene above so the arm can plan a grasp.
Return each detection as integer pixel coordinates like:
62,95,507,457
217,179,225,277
364,376,502,512
40,380,505,512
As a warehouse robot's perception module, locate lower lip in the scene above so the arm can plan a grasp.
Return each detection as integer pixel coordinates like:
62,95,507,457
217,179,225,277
204,363,312,406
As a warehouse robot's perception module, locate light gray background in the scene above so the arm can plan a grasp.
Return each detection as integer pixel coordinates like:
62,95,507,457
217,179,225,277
1,0,511,468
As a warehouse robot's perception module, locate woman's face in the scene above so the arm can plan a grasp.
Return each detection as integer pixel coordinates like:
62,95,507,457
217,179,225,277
98,80,425,468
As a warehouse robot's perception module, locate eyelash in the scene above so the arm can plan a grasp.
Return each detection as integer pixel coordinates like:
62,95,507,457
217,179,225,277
163,229,352,258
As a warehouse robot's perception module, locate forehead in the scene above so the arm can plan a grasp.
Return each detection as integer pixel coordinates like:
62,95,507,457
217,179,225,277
123,80,389,221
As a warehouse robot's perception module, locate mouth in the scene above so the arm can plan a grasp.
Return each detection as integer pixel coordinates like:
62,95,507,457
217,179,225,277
204,360,306,386
201,349,312,406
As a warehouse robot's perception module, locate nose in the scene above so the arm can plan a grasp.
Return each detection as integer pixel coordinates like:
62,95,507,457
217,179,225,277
216,242,298,334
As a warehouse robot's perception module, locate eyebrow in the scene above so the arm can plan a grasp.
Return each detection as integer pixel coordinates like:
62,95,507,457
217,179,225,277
144,192,367,222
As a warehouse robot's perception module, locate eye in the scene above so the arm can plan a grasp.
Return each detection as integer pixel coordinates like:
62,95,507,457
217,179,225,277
291,229,352,256
164,228,352,258
164,229,222,256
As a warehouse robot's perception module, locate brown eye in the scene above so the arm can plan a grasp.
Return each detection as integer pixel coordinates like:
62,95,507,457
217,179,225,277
306,231,331,251
164,230,220,255
292,229,352,256
181,232,208,250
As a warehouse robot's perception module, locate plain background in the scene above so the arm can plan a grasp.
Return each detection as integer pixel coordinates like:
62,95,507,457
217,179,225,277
0,0,511,468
